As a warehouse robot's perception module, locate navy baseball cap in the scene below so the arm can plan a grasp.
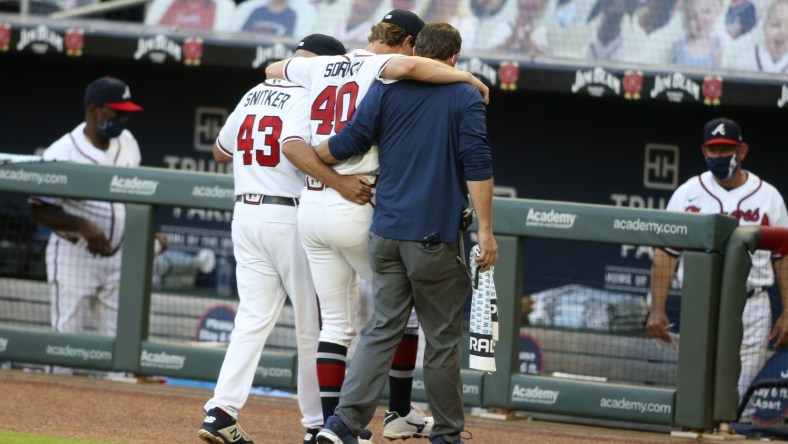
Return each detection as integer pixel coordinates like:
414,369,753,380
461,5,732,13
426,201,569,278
381,9,425,38
703,118,742,146
297,34,346,56
84,76,142,112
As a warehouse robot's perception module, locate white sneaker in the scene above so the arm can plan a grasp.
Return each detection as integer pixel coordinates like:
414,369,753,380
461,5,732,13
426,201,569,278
382,406,433,439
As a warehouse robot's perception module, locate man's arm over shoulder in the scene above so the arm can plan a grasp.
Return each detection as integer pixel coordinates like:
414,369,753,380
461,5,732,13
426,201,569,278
380,57,489,104
266,57,321,87
458,91,493,181
266,59,287,79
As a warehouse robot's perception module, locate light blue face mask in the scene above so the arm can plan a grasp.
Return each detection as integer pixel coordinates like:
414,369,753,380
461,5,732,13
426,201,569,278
98,117,124,139
707,153,738,180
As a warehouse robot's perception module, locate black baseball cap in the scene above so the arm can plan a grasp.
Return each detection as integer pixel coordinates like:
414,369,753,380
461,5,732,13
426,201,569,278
381,9,425,39
84,76,142,112
297,34,346,56
703,118,742,146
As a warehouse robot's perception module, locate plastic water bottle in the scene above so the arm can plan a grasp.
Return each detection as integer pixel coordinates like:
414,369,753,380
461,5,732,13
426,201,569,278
216,256,232,296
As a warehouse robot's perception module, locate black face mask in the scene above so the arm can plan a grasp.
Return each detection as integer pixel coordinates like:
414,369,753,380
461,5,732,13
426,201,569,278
98,117,124,139
706,153,737,180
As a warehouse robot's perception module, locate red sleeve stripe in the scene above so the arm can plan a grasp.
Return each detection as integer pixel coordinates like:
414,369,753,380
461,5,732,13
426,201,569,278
262,81,304,89
282,136,306,145
283,59,293,81
377,56,396,78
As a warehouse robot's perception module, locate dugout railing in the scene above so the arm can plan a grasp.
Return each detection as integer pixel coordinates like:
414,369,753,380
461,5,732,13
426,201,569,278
714,226,788,424
0,160,738,429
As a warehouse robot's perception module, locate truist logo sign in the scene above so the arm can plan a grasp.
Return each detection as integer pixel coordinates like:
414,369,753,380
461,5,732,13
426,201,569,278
0,337,8,352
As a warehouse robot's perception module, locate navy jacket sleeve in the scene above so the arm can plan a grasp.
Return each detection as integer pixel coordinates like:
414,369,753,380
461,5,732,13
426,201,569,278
328,82,384,161
458,88,493,181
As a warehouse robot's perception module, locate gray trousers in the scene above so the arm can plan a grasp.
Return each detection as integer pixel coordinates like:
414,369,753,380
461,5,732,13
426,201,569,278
336,232,471,441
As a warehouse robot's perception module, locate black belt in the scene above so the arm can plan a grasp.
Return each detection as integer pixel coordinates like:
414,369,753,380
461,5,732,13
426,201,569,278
235,194,299,206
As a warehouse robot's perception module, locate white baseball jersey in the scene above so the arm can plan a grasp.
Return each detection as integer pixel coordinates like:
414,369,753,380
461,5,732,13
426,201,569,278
29,123,140,336
34,122,140,251
206,78,322,429
668,170,788,288
283,49,401,177
215,79,310,198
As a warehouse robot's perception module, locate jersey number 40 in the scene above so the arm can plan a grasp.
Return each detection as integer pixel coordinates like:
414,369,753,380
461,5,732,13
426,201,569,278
237,114,282,167
312,82,360,135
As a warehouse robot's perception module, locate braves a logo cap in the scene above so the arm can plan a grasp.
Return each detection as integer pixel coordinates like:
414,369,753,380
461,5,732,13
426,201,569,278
381,9,425,39
297,34,346,56
84,76,143,112
703,117,741,146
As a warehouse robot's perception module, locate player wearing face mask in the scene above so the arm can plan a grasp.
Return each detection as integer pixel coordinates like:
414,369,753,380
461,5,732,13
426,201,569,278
646,118,788,421
28,77,165,353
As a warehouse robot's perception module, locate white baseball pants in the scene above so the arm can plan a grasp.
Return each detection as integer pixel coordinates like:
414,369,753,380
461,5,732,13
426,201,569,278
206,201,322,429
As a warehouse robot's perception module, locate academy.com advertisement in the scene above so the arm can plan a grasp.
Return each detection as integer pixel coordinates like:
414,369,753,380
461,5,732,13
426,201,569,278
509,378,673,423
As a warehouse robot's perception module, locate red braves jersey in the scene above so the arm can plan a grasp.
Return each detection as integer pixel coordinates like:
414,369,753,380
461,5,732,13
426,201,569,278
668,170,788,287
32,123,140,252
216,79,310,198
282,49,401,176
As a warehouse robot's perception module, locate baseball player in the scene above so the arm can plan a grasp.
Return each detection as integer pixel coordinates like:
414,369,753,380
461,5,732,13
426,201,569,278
647,117,788,416
265,10,488,440
29,77,166,358
197,35,348,444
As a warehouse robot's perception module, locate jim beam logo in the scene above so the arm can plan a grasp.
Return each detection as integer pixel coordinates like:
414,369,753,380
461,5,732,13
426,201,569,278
251,43,293,69
184,37,203,66
777,85,788,108
650,72,700,103
17,25,64,55
498,61,519,91
133,34,182,63
455,57,498,87
623,70,643,100
570,67,621,97
0,24,10,52
65,28,84,57
702,75,723,106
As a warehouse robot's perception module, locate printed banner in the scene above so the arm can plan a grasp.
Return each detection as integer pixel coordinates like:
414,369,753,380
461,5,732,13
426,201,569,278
469,244,497,372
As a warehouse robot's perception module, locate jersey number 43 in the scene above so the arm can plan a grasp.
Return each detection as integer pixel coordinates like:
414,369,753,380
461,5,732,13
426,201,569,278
237,114,282,167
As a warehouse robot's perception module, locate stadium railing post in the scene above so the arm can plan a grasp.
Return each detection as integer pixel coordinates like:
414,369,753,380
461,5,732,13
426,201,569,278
114,203,155,372
713,227,761,423
674,250,724,429
480,234,522,408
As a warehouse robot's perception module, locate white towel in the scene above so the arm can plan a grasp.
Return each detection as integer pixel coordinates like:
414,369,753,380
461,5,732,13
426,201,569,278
469,244,497,372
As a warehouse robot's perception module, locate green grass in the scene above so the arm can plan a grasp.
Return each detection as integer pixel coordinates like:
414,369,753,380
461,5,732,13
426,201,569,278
0,430,113,444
